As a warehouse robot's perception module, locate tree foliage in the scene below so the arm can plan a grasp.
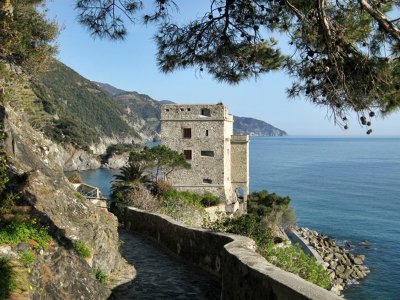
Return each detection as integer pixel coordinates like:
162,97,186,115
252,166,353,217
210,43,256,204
128,145,191,182
0,0,58,73
76,0,400,131
248,189,296,229
110,145,190,210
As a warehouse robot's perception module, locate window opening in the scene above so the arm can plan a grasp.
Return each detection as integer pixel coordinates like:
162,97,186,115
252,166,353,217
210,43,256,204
180,108,184,111
203,179,212,184
183,150,192,160
200,108,211,116
187,108,191,111
235,187,244,200
183,128,192,138
201,151,214,157
206,130,209,136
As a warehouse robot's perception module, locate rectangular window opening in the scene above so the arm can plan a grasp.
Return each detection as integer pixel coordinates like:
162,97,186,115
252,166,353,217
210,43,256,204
200,108,211,117
205,130,209,136
203,179,212,184
183,128,192,139
201,150,214,157
183,150,192,160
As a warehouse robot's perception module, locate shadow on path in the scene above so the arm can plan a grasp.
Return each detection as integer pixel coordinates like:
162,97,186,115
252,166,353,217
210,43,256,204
109,229,221,300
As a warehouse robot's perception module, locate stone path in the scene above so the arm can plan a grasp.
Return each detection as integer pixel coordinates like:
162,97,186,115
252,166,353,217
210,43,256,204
109,229,221,300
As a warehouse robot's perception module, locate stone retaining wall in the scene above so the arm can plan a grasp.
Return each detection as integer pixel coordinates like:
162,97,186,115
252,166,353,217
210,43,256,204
124,207,342,300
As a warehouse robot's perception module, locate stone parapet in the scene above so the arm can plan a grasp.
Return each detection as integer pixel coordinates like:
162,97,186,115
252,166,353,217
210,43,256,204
124,207,342,300
231,135,249,143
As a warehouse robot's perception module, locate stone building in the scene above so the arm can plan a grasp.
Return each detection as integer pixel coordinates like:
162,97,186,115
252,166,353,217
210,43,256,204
160,103,249,213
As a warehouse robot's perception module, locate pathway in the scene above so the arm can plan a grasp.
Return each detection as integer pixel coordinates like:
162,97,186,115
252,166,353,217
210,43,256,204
109,229,221,300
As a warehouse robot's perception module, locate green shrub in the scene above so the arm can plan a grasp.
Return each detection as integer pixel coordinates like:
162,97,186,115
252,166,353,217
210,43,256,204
202,212,331,289
248,190,291,216
20,251,35,266
248,190,297,229
94,268,107,284
0,219,51,249
0,258,16,299
158,189,206,226
203,214,273,248
160,189,203,207
74,191,85,202
200,192,220,207
160,189,220,208
261,244,332,289
73,241,91,258
152,180,173,196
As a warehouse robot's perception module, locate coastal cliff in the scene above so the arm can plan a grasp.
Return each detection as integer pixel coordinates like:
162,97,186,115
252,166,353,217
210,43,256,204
0,64,123,298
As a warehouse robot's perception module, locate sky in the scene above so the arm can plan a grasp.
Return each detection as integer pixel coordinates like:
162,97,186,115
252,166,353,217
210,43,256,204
44,1,399,136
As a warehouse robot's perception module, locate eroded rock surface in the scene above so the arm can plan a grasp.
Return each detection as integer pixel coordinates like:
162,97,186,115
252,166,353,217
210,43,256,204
2,103,122,299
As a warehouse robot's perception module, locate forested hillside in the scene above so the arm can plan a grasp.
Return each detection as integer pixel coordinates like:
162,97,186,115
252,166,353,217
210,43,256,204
95,82,162,133
233,116,287,136
31,60,156,151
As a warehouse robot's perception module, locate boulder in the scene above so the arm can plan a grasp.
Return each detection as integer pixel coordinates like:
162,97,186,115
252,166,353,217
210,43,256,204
336,265,345,274
353,255,365,265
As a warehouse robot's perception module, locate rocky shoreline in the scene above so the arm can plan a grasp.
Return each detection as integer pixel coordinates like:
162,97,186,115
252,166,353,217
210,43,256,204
296,227,370,296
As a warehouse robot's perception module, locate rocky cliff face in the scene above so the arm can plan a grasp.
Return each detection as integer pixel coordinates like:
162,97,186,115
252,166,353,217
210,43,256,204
1,102,123,298
233,116,287,136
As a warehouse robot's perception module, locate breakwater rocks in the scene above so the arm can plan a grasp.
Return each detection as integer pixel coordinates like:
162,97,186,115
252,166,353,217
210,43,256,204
297,227,370,295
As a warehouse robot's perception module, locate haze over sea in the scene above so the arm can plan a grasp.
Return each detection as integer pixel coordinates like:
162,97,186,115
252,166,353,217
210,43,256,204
79,137,400,300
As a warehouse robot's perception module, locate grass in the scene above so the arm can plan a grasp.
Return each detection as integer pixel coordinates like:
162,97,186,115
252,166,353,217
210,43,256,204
261,244,332,289
94,268,107,284
74,191,85,202
73,241,91,258
0,219,51,249
20,251,35,266
0,258,16,300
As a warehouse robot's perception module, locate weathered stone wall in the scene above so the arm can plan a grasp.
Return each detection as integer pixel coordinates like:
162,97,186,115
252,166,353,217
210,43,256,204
124,207,342,300
231,135,249,204
160,104,234,202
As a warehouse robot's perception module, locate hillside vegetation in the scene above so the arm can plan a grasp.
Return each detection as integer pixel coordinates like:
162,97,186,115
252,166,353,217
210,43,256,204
31,60,144,150
233,116,287,136
95,82,287,137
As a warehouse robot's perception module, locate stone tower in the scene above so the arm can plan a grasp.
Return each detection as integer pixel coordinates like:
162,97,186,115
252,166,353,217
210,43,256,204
160,103,249,213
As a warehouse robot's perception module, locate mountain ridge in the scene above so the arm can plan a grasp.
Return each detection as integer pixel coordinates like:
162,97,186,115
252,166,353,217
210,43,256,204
93,82,287,137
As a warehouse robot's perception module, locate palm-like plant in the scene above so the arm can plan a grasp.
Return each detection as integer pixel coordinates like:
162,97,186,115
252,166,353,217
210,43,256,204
110,160,152,202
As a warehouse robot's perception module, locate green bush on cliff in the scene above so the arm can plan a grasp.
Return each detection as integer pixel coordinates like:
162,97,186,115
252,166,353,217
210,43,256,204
94,268,107,284
73,241,91,258
20,251,35,266
0,258,16,300
0,219,51,249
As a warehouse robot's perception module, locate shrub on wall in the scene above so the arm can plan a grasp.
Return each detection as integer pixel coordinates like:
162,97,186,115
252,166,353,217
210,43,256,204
200,192,220,207
202,210,332,289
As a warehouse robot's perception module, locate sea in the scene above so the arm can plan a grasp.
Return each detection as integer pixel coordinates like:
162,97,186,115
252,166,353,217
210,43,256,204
77,137,400,300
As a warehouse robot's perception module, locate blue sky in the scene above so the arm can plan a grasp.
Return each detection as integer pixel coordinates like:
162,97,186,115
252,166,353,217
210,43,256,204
45,1,399,136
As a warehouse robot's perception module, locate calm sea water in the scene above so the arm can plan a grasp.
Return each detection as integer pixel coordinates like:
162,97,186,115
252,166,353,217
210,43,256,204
78,137,400,300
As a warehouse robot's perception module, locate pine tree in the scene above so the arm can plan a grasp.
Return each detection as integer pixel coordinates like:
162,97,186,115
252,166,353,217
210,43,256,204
76,0,400,130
